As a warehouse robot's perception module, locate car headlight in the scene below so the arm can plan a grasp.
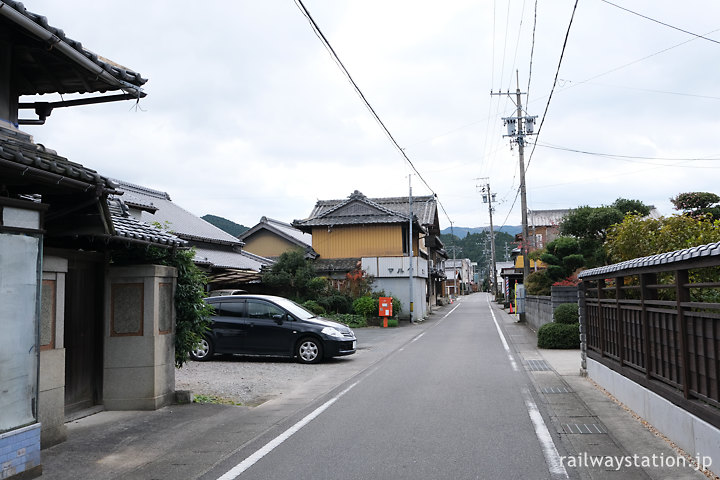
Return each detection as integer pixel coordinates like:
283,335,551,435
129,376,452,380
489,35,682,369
321,326,344,338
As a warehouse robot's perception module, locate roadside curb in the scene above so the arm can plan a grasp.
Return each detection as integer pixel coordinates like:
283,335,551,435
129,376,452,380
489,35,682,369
488,298,710,479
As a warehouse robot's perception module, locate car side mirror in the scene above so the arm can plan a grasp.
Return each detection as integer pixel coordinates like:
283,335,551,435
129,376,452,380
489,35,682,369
272,313,285,324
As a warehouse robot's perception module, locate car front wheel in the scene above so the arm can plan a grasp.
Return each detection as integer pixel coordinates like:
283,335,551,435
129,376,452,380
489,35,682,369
296,337,323,364
190,337,214,361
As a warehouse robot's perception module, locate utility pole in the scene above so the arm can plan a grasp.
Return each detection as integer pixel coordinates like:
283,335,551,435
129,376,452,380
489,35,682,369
449,221,458,298
478,178,497,297
492,70,536,321
408,175,414,323
491,70,536,285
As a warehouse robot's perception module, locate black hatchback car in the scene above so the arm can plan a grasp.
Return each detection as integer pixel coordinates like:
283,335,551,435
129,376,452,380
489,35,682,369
190,294,357,364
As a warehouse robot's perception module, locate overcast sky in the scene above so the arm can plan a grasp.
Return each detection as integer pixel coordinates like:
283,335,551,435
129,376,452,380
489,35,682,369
21,1,720,231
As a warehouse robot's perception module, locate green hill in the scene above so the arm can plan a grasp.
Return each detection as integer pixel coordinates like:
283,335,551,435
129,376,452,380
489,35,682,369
202,214,249,237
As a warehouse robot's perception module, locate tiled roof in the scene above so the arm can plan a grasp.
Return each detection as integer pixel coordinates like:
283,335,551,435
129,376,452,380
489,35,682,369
529,209,569,227
108,198,185,247
578,241,720,279
0,0,146,97
313,257,362,273
0,125,115,192
240,216,313,247
294,190,438,232
113,180,242,246
193,246,272,271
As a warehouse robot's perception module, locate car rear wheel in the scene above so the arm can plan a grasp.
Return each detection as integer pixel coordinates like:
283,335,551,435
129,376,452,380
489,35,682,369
190,337,214,361
296,337,323,364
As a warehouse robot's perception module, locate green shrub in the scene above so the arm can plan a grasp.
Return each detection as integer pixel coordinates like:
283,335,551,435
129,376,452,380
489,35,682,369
553,303,579,324
537,322,580,349
302,300,326,315
353,296,377,318
387,318,399,328
327,313,367,328
318,294,353,314
370,291,402,317
526,270,552,296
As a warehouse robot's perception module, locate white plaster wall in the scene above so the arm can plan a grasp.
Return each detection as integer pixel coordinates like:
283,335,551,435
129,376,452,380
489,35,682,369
588,359,720,468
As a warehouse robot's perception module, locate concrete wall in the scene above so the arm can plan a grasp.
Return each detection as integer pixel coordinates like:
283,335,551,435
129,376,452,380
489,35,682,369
526,295,553,331
362,256,429,320
372,277,428,320
526,286,580,331
588,359,719,470
104,265,177,410
38,255,68,448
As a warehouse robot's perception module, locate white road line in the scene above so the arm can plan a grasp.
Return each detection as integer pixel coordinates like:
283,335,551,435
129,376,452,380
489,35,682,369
217,382,359,480
523,388,569,479
410,332,425,343
443,303,461,319
486,296,519,371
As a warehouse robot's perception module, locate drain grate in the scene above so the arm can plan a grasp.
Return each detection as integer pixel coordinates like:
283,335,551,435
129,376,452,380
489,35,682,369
541,386,572,394
526,359,552,371
562,423,607,434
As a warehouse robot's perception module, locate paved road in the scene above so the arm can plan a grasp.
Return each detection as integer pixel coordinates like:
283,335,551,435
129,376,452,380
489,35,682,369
202,294,569,480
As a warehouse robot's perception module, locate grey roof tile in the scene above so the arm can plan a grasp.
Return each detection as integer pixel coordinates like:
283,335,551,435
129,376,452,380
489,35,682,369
193,247,272,271
2,1,146,96
114,180,242,245
0,125,113,190
108,198,185,247
294,190,438,231
579,241,720,279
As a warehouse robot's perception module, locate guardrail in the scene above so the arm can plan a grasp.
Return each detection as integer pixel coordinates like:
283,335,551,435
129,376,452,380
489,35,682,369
578,242,720,429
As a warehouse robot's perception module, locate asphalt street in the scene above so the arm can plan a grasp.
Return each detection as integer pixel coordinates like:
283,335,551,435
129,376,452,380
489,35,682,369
200,294,566,480
41,293,710,479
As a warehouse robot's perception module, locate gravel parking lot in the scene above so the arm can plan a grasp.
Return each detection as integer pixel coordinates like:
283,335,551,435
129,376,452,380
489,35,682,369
175,355,355,406
174,324,421,407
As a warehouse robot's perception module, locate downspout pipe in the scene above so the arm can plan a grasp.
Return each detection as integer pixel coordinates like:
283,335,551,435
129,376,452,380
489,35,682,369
0,2,145,98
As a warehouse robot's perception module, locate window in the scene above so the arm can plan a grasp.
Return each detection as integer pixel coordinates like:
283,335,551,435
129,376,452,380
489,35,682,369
247,300,285,320
215,301,245,317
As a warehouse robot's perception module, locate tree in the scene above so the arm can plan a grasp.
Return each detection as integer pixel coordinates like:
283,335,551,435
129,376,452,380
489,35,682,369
605,213,720,263
612,198,651,216
262,249,327,301
670,192,720,220
540,236,585,281
560,198,650,267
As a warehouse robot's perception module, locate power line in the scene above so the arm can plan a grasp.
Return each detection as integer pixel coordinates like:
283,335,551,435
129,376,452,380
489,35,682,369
532,141,720,163
600,0,720,46
292,0,453,224
526,0,538,101
495,1,578,233
525,0,579,171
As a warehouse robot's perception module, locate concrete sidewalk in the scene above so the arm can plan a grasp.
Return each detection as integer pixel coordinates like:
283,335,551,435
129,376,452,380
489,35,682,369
491,298,715,480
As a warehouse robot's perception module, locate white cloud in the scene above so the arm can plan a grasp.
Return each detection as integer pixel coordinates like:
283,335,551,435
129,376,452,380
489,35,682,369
20,0,720,231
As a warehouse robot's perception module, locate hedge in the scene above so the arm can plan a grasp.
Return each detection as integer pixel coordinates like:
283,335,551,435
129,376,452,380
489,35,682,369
537,322,580,349
553,303,579,325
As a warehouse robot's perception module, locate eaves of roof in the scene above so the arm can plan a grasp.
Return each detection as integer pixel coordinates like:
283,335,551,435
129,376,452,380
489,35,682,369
114,179,243,246
0,0,146,97
108,198,185,248
294,190,437,233
0,125,116,194
239,218,311,248
578,241,720,279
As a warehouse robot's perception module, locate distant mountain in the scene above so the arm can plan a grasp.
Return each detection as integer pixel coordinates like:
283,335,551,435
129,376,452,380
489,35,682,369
202,214,249,237
441,225,522,238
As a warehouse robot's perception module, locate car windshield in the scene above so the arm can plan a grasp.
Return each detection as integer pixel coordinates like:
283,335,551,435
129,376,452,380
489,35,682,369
272,297,316,320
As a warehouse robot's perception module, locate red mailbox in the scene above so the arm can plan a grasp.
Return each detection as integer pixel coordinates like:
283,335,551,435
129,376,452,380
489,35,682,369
379,297,392,327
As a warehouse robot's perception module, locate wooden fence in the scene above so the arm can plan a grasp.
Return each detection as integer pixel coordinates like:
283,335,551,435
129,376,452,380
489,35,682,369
578,242,720,429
